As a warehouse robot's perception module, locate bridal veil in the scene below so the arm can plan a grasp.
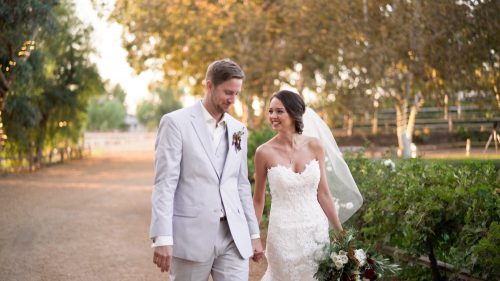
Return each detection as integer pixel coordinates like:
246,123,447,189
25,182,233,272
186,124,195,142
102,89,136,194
302,107,363,223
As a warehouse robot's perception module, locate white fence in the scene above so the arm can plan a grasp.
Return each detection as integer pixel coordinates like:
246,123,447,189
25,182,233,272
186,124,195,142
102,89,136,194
84,132,156,154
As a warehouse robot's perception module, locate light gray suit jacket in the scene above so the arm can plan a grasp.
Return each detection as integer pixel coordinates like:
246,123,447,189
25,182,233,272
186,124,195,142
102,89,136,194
150,102,260,262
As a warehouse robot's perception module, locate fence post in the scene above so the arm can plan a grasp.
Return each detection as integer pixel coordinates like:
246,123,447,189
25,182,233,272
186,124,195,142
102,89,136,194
466,139,471,157
59,148,64,163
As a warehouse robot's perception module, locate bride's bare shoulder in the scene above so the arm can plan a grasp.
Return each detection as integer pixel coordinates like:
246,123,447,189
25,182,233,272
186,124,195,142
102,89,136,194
303,135,324,152
256,138,277,158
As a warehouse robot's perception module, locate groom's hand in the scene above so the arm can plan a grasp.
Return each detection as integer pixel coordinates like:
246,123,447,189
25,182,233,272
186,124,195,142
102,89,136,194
251,238,264,262
153,245,173,272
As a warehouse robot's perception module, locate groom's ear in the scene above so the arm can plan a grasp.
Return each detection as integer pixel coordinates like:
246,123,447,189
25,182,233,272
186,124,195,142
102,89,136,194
205,80,213,92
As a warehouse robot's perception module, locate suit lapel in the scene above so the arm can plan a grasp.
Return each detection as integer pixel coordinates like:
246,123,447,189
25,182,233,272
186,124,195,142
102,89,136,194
190,103,220,179
221,118,238,182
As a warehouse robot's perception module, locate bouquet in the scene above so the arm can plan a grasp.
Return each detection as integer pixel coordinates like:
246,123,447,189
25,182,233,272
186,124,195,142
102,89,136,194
314,229,400,281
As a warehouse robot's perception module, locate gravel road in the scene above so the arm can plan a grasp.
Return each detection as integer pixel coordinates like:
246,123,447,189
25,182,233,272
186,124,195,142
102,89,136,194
0,151,266,281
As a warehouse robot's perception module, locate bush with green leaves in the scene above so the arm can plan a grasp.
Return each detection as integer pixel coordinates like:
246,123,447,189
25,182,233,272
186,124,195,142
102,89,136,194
247,126,275,225
471,221,500,278
346,154,499,280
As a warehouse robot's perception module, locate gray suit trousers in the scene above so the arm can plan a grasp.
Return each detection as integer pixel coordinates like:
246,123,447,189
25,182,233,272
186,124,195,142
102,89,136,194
169,220,249,281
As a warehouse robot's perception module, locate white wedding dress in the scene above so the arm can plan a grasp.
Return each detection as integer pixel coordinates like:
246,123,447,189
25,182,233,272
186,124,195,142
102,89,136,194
261,159,329,281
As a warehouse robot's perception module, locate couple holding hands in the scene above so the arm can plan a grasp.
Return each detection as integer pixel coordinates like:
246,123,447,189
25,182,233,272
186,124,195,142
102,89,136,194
150,58,363,281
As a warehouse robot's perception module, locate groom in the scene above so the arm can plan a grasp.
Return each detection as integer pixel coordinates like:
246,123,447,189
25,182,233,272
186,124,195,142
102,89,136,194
150,58,263,280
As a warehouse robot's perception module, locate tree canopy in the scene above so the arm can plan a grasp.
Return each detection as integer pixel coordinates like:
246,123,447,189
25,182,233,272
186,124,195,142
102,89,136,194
113,0,499,157
1,0,106,168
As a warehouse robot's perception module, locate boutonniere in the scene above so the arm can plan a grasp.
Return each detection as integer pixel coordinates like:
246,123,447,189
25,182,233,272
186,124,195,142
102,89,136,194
232,128,245,152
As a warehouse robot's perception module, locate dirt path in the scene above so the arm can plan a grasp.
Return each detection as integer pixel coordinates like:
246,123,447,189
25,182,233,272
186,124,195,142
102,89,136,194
0,150,266,281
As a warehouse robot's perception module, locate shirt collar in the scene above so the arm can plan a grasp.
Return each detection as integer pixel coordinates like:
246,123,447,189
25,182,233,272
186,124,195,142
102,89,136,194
200,101,226,126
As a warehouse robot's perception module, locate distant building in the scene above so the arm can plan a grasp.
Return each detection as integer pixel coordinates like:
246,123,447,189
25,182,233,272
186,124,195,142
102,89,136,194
125,114,146,132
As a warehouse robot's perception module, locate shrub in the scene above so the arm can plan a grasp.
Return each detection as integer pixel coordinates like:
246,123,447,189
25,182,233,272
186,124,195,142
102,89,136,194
346,155,499,280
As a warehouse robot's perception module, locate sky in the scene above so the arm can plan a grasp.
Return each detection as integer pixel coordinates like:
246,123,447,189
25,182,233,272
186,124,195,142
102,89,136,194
73,0,160,115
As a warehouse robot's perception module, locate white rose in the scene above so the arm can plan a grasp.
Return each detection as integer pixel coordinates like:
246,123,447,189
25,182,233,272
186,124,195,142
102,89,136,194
330,252,338,262
335,260,344,270
340,254,349,264
354,249,367,267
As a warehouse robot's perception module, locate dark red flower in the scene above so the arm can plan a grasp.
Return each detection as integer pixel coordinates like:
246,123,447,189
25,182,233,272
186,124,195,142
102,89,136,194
364,268,377,280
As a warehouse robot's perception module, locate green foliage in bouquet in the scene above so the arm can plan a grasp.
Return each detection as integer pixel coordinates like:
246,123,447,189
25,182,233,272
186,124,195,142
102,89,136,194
314,229,400,281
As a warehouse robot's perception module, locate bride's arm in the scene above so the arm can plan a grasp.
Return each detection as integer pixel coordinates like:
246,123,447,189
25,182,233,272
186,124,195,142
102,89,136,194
253,146,268,226
312,139,343,232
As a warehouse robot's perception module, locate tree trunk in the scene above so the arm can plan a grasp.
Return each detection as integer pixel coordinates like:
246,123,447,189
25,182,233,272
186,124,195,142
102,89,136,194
362,0,368,23
371,108,378,135
59,148,64,163
443,93,449,120
346,113,353,137
0,96,6,152
27,143,34,172
494,84,500,110
395,100,411,158
35,114,48,169
249,95,260,130
427,238,446,281
79,135,85,160
241,98,249,127
296,68,305,95
406,93,424,144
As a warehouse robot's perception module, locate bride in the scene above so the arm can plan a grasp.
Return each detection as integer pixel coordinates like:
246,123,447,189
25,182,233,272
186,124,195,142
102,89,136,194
253,90,363,281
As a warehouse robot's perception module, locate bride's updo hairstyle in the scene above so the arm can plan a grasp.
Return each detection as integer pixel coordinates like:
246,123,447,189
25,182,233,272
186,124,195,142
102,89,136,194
270,90,306,134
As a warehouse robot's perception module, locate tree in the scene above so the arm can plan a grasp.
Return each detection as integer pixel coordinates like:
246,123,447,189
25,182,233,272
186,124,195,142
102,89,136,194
0,0,58,151
136,99,156,130
155,86,182,117
113,0,293,125
2,1,105,169
135,85,182,130
86,85,128,131
287,0,498,157
86,97,127,131
33,2,105,164
113,0,498,158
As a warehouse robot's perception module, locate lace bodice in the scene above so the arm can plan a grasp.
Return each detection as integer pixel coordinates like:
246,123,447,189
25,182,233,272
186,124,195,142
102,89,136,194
262,159,329,281
268,160,320,206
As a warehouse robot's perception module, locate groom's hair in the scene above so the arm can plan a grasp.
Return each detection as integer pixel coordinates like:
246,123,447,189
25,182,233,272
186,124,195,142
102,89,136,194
271,90,306,134
205,58,245,87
